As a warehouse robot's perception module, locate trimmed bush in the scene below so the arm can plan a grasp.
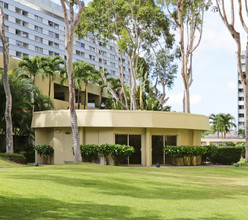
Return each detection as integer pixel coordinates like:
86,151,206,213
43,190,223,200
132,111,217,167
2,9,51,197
80,144,135,165
202,145,218,163
80,144,99,162
34,145,54,164
163,146,207,158
209,147,242,165
0,153,26,164
0,153,26,159
236,145,245,158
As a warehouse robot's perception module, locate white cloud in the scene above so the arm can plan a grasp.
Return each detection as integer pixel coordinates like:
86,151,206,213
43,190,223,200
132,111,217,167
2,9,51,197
167,93,203,105
227,81,237,91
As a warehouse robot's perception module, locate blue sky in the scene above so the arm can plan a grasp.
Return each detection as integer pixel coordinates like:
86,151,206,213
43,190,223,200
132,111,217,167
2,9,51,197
52,0,241,122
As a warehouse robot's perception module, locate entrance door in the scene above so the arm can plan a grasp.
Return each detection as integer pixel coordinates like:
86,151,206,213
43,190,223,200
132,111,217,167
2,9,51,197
152,135,164,164
129,135,141,164
115,134,142,164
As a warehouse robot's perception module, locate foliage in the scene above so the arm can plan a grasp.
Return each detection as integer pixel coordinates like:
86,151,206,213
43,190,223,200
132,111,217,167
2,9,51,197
163,145,207,158
34,145,54,156
80,144,99,162
0,70,53,141
80,144,135,164
0,153,25,159
209,113,236,138
236,145,245,158
209,147,243,165
77,0,174,110
23,144,35,163
201,145,218,162
238,128,245,138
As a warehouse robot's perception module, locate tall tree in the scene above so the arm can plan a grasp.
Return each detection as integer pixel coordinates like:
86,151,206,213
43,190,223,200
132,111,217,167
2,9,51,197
216,0,248,162
0,7,13,154
160,0,210,113
40,56,65,97
77,0,173,110
60,0,84,163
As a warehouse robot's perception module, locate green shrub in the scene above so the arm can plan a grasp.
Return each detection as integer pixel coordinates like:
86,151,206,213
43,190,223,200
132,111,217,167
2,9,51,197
209,147,242,165
0,153,26,159
202,145,218,163
236,145,245,158
80,144,135,164
110,144,135,164
163,146,207,158
80,144,99,162
34,145,54,164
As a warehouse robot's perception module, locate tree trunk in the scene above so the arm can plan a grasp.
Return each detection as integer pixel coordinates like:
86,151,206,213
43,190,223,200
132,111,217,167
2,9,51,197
48,75,51,97
67,44,82,163
77,89,80,109
0,7,14,154
184,87,190,113
243,81,248,162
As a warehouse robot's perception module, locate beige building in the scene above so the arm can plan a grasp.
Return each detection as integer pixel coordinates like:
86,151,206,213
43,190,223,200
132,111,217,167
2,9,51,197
32,110,210,166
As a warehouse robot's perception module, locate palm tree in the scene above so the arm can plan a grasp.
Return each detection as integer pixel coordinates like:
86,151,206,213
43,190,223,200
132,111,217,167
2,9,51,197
40,56,65,97
72,62,99,109
17,55,42,84
210,113,236,139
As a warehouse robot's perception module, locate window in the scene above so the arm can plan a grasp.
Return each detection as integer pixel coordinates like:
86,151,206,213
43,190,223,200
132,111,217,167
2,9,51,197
89,55,95,61
239,97,244,101
22,10,28,16
4,14,8,20
110,62,115,67
35,36,43,43
89,46,95,51
23,21,28,28
35,26,43,33
81,43,85,48
16,7,21,14
35,46,43,54
34,15,43,23
103,59,107,65
23,43,28,49
4,26,8,32
16,51,22,57
110,54,115,59
239,105,244,109
48,20,59,29
239,89,244,92
22,32,29,38
49,31,55,37
54,43,59,49
16,40,22,47
239,113,245,118
110,70,116,75
76,50,85,57
4,2,8,9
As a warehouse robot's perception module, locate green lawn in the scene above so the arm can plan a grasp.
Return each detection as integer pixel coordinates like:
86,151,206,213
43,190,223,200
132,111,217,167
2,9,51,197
0,157,27,168
0,163,248,220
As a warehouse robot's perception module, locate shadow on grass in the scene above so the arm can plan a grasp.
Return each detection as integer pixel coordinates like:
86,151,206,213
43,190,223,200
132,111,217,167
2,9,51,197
6,171,247,201
0,194,162,220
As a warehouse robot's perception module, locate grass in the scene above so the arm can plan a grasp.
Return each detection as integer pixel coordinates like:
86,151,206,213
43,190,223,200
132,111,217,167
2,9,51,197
0,163,248,220
0,157,27,168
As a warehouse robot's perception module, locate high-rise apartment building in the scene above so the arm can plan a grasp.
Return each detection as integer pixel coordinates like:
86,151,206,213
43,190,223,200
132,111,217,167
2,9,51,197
237,52,246,130
0,0,129,79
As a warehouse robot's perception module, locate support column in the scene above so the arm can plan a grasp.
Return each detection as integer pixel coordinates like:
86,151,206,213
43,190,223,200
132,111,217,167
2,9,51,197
145,128,151,166
79,127,84,145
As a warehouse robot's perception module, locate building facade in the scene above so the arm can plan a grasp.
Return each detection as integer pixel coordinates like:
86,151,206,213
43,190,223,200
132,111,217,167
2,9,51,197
32,110,210,166
0,0,129,79
237,52,246,130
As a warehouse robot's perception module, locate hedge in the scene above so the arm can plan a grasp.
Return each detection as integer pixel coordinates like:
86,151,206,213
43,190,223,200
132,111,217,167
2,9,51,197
0,153,26,164
0,153,26,159
209,147,243,165
80,144,135,164
163,146,207,158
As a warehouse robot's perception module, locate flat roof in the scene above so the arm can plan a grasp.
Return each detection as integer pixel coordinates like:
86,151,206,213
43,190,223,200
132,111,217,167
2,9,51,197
32,110,210,131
